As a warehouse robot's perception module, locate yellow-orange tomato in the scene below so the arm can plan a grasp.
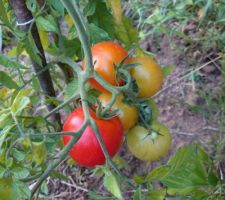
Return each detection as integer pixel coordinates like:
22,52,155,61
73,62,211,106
83,41,128,92
128,57,164,98
98,93,138,130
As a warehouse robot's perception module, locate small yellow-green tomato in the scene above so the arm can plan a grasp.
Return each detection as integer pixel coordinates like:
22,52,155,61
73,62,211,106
98,93,139,131
127,122,171,162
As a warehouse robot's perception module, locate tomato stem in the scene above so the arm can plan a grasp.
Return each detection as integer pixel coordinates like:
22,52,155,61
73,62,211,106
31,1,135,198
60,0,93,75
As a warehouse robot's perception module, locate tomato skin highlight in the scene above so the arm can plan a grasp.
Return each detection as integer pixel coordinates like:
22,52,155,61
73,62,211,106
62,107,124,168
128,57,164,98
127,122,171,162
83,41,128,91
98,92,138,130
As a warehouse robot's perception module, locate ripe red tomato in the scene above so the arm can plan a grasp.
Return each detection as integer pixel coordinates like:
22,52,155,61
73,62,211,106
98,92,138,130
83,41,128,91
62,107,124,168
128,57,164,98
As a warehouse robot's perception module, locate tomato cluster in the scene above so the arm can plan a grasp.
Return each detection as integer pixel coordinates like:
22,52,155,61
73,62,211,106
62,41,171,168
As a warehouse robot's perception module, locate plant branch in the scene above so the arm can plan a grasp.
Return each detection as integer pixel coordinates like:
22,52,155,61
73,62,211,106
60,0,93,74
0,25,2,52
30,120,88,198
9,0,61,128
44,92,79,119
13,131,83,138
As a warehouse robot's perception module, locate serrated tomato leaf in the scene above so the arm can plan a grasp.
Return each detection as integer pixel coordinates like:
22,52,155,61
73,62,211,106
103,171,122,199
0,71,19,89
146,144,219,195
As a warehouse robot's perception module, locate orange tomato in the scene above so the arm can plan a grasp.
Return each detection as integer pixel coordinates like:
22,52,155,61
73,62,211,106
98,93,138,130
83,41,128,91
128,57,164,98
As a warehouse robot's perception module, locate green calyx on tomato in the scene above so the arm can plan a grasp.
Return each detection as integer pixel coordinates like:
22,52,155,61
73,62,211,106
127,122,172,162
82,41,128,92
62,107,124,168
98,92,139,130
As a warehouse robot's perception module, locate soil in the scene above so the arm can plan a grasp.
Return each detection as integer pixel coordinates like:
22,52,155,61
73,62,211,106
46,34,224,199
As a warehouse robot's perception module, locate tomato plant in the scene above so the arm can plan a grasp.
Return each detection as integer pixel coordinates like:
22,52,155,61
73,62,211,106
62,107,124,167
128,57,164,98
1,0,223,199
98,92,139,130
127,122,171,161
83,41,128,91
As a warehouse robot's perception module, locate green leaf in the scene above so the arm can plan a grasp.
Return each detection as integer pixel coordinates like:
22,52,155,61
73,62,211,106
0,113,11,128
87,0,115,37
65,78,79,100
13,180,31,200
88,23,110,44
0,165,6,178
147,99,159,123
83,0,97,16
40,181,48,195
146,166,170,182
114,16,139,47
36,15,59,33
6,157,13,168
11,148,26,162
88,191,115,200
216,7,225,22
133,175,146,184
107,0,139,46
50,171,69,181
147,144,218,196
11,167,30,179
198,0,213,25
26,0,37,13
11,96,30,114
162,65,175,77
148,189,166,200
48,0,64,17
0,0,10,26
135,48,155,58
24,33,42,65
113,155,129,169
103,171,122,199
31,76,40,91
61,37,81,57
0,53,26,69
0,125,14,149
0,71,19,89
31,140,47,165
133,186,142,200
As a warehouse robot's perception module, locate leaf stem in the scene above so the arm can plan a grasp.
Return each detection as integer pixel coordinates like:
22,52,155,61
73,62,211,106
60,0,93,74
30,120,88,198
10,110,24,137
